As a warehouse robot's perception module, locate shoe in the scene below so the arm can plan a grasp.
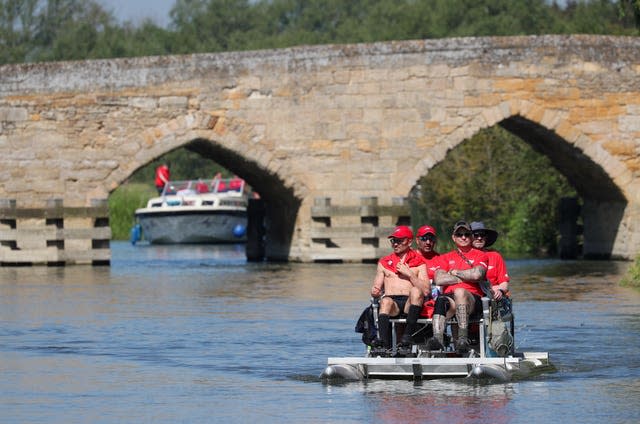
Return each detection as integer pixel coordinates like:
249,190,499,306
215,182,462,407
426,337,444,351
400,333,412,345
395,342,414,358
370,346,390,357
455,337,470,354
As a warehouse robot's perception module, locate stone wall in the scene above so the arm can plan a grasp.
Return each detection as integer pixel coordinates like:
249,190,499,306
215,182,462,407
1,35,639,264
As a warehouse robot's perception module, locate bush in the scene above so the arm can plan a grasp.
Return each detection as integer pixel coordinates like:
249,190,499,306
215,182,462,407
620,254,640,289
109,183,156,240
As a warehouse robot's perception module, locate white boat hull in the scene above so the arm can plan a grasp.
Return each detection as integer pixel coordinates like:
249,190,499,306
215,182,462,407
321,352,553,381
135,209,247,244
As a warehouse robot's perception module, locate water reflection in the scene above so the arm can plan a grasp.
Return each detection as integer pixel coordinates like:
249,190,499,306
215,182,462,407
346,380,516,424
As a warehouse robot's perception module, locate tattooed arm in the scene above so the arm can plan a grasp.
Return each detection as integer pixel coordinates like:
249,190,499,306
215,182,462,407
434,266,486,286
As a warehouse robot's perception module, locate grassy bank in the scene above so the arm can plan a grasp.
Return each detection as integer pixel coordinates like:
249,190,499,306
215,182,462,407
620,254,640,289
109,183,156,240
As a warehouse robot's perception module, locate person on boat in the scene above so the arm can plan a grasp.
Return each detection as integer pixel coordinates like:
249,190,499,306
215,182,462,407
415,224,440,284
154,162,170,195
195,179,209,193
429,220,489,354
229,175,244,192
370,226,429,355
470,221,510,300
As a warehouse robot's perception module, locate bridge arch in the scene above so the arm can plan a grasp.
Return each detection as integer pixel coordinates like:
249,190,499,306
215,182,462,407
109,111,304,260
408,101,629,258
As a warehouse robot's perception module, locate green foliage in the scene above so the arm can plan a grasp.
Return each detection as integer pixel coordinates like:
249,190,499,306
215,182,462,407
620,253,640,289
108,183,156,240
128,148,231,184
2,0,638,65
411,126,577,257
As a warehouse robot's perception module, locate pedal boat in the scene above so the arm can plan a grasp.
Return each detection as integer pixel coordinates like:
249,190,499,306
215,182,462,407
321,298,553,382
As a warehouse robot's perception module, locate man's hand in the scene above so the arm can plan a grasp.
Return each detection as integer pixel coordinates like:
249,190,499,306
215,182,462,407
491,286,504,300
396,262,412,278
371,285,383,297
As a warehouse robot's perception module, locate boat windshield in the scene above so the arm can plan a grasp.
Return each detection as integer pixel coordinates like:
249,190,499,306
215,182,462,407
162,178,246,196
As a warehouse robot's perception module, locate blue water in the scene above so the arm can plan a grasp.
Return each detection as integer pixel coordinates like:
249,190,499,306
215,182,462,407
1,242,639,423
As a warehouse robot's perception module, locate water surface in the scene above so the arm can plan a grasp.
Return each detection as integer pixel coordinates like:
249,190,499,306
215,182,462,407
1,243,639,423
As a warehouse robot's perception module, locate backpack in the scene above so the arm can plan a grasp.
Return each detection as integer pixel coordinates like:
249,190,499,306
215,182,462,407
488,298,514,357
355,305,378,346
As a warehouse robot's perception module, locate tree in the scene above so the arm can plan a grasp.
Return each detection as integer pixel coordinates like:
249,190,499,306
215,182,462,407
411,126,577,257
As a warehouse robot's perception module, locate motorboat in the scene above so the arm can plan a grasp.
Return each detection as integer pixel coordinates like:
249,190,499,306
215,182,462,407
321,297,553,382
133,178,248,244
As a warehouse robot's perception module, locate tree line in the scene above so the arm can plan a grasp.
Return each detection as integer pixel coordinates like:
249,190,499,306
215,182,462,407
2,0,638,256
1,0,638,65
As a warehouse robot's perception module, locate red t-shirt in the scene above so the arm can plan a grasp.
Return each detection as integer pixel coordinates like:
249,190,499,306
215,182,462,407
486,250,509,286
379,248,424,273
155,165,170,188
435,248,489,297
419,251,440,282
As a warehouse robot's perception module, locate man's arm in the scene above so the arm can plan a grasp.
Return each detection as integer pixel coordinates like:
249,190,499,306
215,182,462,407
450,265,486,282
371,263,385,297
434,265,486,285
434,268,459,286
396,262,428,294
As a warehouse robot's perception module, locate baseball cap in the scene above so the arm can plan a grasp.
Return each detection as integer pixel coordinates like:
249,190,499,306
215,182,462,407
416,225,437,237
388,225,413,239
452,220,471,234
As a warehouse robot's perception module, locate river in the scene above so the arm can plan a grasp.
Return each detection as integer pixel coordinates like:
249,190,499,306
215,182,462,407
1,242,639,423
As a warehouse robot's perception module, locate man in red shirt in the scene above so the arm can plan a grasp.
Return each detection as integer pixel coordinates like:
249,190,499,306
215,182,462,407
370,226,428,355
415,224,440,284
470,221,510,300
154,162,170,195
430,221,489,354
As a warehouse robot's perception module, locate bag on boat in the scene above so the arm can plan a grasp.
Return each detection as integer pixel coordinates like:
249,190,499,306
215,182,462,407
488,298,514,357
355,305,378,346
420,298,435,319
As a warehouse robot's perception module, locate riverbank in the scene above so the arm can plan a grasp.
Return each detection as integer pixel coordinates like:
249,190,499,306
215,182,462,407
109,183,156,240
621,254,640,289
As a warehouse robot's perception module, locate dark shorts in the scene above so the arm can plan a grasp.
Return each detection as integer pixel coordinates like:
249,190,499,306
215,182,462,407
388,295,409,316
388,295,425,317
442,293,484,319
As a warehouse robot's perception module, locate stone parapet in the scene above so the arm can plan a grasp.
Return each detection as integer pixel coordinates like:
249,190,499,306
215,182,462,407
0,199,110,265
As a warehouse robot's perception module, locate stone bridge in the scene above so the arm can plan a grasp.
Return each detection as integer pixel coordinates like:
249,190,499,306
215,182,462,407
1,35,639,265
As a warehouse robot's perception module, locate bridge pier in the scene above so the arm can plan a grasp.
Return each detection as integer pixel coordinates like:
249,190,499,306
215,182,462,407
306,196,410,262
0,199,111,266
246,198,266,262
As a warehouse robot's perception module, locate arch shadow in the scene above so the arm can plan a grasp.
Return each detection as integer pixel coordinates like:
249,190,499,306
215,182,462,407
499,116,627,259
185,138,301,261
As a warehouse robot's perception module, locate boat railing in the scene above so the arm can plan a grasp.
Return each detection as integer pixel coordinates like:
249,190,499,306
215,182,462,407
162,178,246,197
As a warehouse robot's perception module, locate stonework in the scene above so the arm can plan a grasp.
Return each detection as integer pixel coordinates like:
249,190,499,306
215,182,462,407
0,35,639,264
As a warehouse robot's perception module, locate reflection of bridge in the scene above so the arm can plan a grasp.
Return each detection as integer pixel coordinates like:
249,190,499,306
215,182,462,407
1,35,639,265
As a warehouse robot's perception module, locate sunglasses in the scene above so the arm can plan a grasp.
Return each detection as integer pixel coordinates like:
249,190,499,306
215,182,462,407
389,237,407,244
418,234,436,242
473,232,487,239
454,232,471,238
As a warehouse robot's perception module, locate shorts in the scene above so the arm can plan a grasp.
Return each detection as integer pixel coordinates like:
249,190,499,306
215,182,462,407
387,295,425,317
388,295,409,316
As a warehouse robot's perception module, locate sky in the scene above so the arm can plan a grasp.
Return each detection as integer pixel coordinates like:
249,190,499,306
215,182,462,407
97,0,175,27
